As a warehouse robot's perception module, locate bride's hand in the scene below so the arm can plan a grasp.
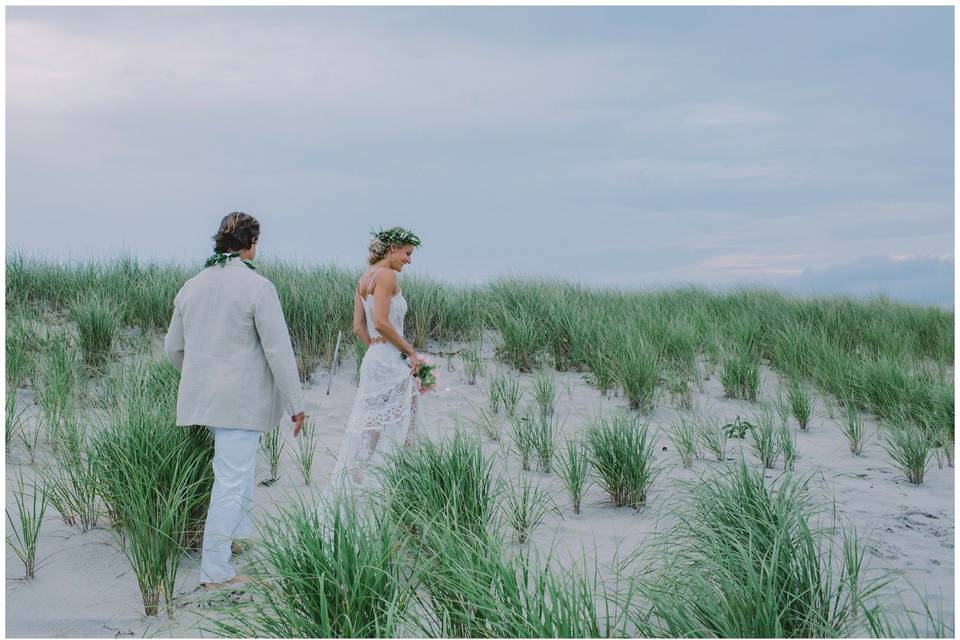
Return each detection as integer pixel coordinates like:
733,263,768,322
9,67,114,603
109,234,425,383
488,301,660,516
407,352,422,376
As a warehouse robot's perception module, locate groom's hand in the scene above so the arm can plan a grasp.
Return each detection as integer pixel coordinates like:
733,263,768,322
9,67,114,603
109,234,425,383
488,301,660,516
292,412,306,437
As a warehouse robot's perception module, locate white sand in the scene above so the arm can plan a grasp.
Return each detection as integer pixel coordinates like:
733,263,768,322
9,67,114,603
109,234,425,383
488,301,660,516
6,339,954,637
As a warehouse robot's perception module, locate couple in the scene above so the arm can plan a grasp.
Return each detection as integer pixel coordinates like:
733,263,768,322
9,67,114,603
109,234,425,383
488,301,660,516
163,212,425,590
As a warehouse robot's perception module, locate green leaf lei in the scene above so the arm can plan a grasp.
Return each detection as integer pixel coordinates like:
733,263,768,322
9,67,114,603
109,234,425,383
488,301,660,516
204,252,257,270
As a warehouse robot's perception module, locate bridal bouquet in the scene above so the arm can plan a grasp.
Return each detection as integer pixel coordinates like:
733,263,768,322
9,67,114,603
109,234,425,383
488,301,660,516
402,353,438,394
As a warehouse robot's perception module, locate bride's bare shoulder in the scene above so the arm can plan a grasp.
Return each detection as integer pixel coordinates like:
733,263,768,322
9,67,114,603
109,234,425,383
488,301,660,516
358,268,396,297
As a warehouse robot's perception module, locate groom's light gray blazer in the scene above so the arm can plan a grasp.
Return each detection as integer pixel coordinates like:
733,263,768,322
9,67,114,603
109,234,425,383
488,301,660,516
164,258,305,433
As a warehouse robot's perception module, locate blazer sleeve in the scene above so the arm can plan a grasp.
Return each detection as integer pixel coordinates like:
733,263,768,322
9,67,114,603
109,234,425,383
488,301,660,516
163,290,186,371
253,281,305,417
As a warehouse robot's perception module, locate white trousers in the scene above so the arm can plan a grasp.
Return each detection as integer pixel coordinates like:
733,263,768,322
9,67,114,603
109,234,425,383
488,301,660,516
199,427,261,584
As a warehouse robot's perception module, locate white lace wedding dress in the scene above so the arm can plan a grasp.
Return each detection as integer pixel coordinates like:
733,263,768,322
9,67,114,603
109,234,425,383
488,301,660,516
330,281,422,491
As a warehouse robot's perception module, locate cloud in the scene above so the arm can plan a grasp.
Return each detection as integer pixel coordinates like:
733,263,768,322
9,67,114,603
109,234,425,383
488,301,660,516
612,158,788,181
773,254,954,308
682,103,785,127
697,253,805,275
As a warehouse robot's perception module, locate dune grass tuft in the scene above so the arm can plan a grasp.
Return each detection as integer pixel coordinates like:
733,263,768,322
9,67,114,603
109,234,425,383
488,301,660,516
213,494,408,638
633,461,893,637
586,412,657,509
881,420,933,484
556,437,590,515
6,470,49,580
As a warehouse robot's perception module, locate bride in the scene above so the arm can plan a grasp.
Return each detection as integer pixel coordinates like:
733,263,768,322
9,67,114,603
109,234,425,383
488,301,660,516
330,227,424,491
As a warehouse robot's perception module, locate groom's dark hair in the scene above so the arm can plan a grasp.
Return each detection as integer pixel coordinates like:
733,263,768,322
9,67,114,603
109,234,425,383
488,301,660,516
213,212,260,253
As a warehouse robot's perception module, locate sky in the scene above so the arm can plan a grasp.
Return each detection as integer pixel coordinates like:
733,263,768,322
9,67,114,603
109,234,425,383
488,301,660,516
6,6,955,308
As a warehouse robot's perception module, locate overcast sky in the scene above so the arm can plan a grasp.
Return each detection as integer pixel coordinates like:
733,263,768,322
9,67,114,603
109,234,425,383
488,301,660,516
6,6,955,308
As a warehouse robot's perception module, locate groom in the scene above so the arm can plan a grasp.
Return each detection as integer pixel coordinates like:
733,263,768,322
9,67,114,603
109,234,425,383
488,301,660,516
164,211,305,590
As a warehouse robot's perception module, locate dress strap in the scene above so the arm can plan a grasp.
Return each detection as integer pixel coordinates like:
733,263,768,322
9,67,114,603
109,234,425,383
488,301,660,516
364,267,386,296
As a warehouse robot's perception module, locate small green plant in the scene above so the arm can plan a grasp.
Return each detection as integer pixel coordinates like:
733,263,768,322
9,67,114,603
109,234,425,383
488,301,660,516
841,402,866,456
502,475,553,544
509,408,536,471
748,406,779,469
468,401,501,442
722,416,754,439
461,343,483,385
586,412,658,509
773,389,791,427
292,416,319,485
531,369,557,418
6,389,28,451
787,377,814,430
259,428,284,485
882,422,933,484
531,410,560,473
489,370,506,414
697,411,728,462
500,374,523,417
6,470,48,580
669,414,700,468
556,438,590,514
18,420,43,465
779,422,797,470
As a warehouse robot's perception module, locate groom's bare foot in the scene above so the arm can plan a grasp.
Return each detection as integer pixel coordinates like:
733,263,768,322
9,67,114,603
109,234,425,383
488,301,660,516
202,575,250,591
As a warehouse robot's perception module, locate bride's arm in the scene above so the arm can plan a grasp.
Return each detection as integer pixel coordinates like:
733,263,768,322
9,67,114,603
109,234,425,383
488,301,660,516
371,270,419,368
352,284,372,346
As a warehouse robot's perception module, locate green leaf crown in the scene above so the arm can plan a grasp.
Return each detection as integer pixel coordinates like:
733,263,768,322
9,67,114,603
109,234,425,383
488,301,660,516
371,227,422,247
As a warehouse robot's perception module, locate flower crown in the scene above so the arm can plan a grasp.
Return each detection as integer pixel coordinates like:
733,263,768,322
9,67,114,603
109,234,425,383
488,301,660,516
372,227,422,247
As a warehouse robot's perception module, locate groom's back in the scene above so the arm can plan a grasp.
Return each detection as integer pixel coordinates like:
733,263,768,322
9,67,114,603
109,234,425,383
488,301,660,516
170,260,288,430
177,262,267,356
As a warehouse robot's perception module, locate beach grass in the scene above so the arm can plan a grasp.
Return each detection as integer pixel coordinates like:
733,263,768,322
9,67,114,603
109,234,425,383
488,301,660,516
69,293,122,367
748,405,779,469
881,420,933,485
509,407,536,472
6,469,49,580
2,255,955,635
787,376,815,430
259,427,284,484
213,494,408,638
531,409,560,473
586,412,657,509
91,363,214,615
633,461,893,637
841,401,867,456
556,437,590,514
378,431,497,544
7,256,951,437
696,407,728,462
292,416,319,485
41,421,100,531
668,413,700,468
531,368,558,417
502,474,553,544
